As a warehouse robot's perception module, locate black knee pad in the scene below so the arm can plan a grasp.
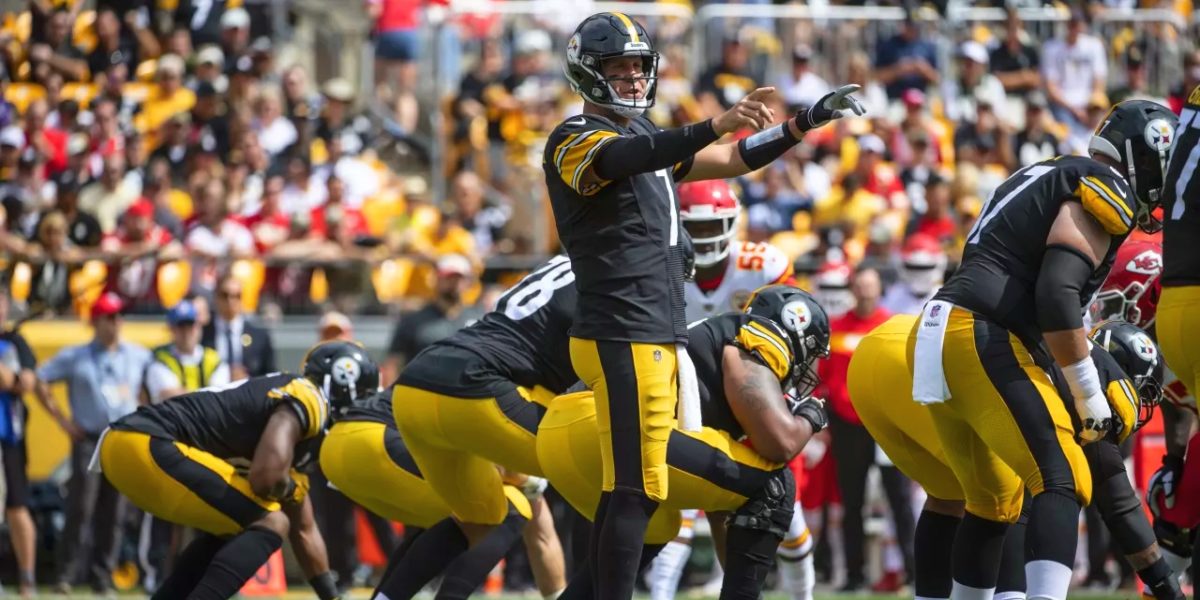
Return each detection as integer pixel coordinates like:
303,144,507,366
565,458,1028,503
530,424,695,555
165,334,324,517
727,468,795,539
1094,470,1156,554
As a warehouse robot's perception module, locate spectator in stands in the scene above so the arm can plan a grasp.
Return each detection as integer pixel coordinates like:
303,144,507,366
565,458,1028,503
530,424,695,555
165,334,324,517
96,62,138,126
0,80,15,130
778,43,830,112
282,65,319,122
697,32,757,114
89,98,125,164
0,292,38,599
874,11,939,100
184,178,255,260
1110,44,1165,104
139,171,184,238
368,0,422,134
202,271,277,379
786,142,832,205
954,98,1013,169
942,41,1007,126
192,45,227,94
744,163,811,237
989,8,1041,98
149,112,191,177
23,210,80,314
28,8,87,83
1167,49,1200,114
24,99,67,176
41,170,101,247
453,38,504,154
33,292,150,596
450,170,509,255
1065,90,1111,156
163,26,194,65
178,0,242,49
909,174,955,245
818,267,913,592
253,86,297,157
1041,9,1107,133
1012,91,1060,167
313,132,379,209
86,8,156,80
382,253,483,381
135,54,196,136
280,154,324,216
217,7,252,61
316,78,372,157
191,82,232,157
78,153,137,233
0,126,24,179
244,174,294,254
101,197,182,301
846,51,889,124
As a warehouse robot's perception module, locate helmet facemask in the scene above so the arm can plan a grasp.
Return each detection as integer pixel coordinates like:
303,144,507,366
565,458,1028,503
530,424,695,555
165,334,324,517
683,209,738,268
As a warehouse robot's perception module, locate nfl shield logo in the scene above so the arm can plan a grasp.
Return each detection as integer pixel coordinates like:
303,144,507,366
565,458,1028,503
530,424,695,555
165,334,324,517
653,350,662,362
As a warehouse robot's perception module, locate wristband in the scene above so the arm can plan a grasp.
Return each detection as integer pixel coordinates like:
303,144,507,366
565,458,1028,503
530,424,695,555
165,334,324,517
736,123,800,170
1062,355,1102,401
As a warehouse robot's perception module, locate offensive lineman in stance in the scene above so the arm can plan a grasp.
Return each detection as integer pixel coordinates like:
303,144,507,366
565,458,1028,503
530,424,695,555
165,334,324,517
95,341,379,600
546,12,862,597
907,99,1177,600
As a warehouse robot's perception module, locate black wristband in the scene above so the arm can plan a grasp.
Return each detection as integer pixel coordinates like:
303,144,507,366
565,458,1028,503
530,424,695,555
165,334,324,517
1163,454,1185,471
309,572,340,600
793,399,827,433
736,122,801,171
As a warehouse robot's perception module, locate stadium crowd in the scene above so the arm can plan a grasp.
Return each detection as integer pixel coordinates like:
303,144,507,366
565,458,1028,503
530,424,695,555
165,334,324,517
0,0,1195,597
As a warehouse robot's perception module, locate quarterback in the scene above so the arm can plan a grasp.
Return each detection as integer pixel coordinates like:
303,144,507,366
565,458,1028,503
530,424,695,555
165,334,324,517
907,99,1177,600
546,12,863,596
94,342,378,600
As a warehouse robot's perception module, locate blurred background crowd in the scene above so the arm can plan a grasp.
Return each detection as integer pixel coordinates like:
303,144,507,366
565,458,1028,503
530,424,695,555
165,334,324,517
0,0,1195,595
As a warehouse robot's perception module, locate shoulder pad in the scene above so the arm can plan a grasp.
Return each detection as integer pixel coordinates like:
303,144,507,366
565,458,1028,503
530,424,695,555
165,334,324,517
734,315,795,382
267,376,330,440
1076,165,1135,236
548,115,622,196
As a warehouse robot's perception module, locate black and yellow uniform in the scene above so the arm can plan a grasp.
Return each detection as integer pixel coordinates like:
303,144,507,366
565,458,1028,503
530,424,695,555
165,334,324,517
1159,84,1200,407
538,313,797,541
852,315,1139,518
321,390,531,529
393,255,576,526
546,112,696,502
151,344,223,391
98,374,328,535
924,156,1136,519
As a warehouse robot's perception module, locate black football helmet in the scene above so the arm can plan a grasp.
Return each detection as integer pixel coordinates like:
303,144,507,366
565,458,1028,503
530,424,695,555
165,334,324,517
564,12,658,118
743,284,831,397
1088,99,1178,232
1089,320,1164,431
302,340,380,414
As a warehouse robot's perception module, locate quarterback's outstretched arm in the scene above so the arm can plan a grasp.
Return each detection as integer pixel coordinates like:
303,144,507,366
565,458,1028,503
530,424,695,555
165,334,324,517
1039,201,1117,442
724,346,815,462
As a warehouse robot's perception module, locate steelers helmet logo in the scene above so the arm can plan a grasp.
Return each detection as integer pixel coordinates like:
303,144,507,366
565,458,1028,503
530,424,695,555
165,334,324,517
1131,332,1157,363
781,300,811,333
331,355,361,387
1144,119,1174,153
566,34,582,65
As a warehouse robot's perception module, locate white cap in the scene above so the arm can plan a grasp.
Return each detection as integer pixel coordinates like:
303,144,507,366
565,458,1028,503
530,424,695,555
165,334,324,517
436,253,473,277
157,53,186,77
196,45,225,67
858,134,886,154
321,77,355,102
959,40,989,65
0,125,24,148
514,30,552,56
220,7,250,30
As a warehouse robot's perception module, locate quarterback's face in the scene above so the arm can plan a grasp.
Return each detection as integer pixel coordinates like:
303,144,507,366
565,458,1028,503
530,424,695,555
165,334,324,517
601,56,648,100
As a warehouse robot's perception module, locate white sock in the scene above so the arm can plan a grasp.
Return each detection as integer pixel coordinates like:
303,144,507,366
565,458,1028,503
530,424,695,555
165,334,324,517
779,553,815,600
1025,560,1073,600
779,505,814,557
993,592,1027,600
950,580,995,600
645,540,692,600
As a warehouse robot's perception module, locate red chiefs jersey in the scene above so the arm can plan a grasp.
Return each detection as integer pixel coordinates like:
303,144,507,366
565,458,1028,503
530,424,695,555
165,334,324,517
820,306,892,425
684,241,793,323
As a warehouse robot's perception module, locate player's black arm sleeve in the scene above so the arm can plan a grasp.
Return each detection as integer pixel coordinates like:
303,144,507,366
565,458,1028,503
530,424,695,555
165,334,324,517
736,123,801,171
1035,244,1095,332
592,119,720,180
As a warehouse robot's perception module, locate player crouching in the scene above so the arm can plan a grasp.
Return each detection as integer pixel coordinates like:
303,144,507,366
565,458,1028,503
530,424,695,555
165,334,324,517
94,341,379,600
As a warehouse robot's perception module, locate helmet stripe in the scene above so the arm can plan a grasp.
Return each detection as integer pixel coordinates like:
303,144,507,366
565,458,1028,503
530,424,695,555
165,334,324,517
611,12,640,43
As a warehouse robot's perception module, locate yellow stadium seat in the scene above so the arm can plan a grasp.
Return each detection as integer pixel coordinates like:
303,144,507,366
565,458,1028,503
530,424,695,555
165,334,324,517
166,189,193,221
135,59,158,82
72,11,97,54
5,83,45,114
769,231,818,262
310,268,328,304
10,262,31,303
309,138,328,165
121,81,155,105
60,82,98,108
409,204,441,239
360,194,406,237
372,258,413,304
230,259,265,313
156,260,191,308
70,260,108,318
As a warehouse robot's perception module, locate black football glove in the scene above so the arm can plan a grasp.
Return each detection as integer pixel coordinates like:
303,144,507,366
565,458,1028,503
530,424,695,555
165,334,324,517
788,395,828,433
794,84,866,132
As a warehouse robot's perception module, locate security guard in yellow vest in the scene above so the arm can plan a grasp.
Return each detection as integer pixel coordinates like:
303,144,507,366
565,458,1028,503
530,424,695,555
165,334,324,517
145,301,229,404
139,299,229,592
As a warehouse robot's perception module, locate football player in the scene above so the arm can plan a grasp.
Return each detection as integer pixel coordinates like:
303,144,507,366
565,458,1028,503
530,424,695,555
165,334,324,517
546,12,863,596
319,388,564,600
850,317,1183,600
647,179,799,600
93,341,379,600
384,255,579,599
538,285,830,600
907,99,1177,600
1153,81,1200,584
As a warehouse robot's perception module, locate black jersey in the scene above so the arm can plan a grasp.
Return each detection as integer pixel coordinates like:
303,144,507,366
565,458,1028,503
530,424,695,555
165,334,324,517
687,313,797,440
398,255,579,397
1163,85,1200,286
936,156,1135,343
544,113,692,344
340,388,394,425
112,373,328,463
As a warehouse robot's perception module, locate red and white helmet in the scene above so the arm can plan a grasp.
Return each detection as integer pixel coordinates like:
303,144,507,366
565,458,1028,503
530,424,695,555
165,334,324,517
678,179,740,267
1089,237,1162,329
813,259,854,319
899,233,947,296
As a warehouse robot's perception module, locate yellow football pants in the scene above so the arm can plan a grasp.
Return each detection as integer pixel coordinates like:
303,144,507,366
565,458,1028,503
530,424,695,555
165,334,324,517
1158,286,1200,402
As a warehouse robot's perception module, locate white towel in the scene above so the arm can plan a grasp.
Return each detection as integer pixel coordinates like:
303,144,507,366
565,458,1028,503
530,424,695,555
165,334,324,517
87,428,110,474
912,300,952,405
676,343,702,432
